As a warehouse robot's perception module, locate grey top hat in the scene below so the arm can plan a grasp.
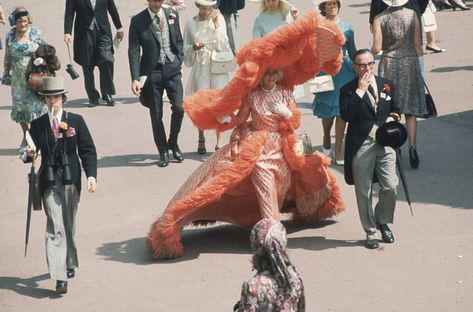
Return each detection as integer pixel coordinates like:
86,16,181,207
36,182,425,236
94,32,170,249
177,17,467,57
376,121,407,149
38,77,68,96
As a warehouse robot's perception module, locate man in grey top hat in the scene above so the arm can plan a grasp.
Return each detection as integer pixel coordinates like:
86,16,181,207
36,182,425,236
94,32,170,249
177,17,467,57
23,77,97,294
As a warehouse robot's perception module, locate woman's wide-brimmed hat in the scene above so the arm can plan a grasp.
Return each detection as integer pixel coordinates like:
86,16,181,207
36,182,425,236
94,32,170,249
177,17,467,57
382,0,409,7
195,0,216,6
312,0,341,7
38,77,68,96
376,121,407,149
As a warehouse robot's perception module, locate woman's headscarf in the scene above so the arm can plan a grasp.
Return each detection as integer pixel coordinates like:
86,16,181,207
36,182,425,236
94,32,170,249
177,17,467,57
250,218,305,310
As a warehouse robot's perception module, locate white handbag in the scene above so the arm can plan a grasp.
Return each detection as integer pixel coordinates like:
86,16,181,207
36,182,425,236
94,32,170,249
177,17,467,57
309,75,334,94
210,50,236,74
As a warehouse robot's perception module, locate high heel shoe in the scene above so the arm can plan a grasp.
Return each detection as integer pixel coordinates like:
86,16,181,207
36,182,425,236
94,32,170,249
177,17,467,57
197,140,206,155
451,0,471,10
409,146,419,169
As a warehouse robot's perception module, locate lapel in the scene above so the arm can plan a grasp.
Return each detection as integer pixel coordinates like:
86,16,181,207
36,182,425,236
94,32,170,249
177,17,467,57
146,11,162,47
165,9,175,45
85,0,94,11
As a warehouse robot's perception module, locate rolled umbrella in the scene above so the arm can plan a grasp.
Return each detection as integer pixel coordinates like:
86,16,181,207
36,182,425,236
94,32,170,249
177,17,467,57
24,157,36,257
396,149,413,216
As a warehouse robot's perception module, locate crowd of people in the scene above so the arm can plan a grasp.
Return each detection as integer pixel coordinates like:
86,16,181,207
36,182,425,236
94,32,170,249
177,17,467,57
0,0,463,307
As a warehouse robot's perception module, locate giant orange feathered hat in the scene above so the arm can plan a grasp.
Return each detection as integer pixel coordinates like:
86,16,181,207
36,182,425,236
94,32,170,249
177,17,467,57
184,11,345,131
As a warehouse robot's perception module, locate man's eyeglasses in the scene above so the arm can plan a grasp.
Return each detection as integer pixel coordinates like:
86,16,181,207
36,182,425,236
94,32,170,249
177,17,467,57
355,61,375,70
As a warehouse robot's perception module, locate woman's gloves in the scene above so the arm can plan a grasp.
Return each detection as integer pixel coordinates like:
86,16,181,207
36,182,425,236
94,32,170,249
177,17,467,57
269,101,293,119
217,115,232,124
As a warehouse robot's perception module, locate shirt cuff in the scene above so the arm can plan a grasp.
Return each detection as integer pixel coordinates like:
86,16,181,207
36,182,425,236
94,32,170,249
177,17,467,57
356,88,365,98
87,176,96,183
117,28,123,32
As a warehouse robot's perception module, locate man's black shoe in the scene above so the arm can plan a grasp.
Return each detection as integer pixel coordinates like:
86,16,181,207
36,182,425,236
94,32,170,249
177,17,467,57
365,239,379,249
378,224,395,243
103,94,115,106
56,280,68,294
67,269,75,279
157,151,169,167
88,99,99,107
170,145,184,162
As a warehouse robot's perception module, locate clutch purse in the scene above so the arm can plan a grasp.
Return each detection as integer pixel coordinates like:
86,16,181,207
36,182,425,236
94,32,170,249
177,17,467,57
309,75,334,94
294,133,313,156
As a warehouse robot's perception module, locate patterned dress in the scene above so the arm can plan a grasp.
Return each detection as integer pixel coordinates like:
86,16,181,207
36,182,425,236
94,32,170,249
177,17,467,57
312,19,356,118
244,86,293,219
3,26,46,123
377,7,427,117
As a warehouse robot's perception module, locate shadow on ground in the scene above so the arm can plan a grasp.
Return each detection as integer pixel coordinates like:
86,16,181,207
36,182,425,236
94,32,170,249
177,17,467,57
0,273,62,299
97,152,207,168
95,221,352,265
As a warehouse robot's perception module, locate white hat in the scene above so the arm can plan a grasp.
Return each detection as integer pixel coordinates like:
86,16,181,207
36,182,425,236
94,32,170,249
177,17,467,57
38,77,68,96
195,0,217,6
382,0,409,7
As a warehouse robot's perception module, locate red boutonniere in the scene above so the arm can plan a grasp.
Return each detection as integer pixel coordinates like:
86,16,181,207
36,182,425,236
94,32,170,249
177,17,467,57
169,12,176,19
382,83,391,93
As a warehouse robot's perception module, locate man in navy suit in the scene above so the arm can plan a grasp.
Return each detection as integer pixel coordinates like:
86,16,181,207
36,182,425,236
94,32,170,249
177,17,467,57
64,0,124,107
128,0,185,167
340,49,401,249
24,77,97,294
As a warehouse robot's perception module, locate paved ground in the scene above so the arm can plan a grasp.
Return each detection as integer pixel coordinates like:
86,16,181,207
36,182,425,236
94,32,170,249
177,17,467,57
1,1,472,311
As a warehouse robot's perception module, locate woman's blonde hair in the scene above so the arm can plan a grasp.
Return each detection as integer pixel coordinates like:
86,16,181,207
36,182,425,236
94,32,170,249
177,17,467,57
260,0,290,16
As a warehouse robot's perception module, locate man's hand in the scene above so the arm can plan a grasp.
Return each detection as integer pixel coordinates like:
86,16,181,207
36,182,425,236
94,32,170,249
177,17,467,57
131,80,141,96
116,30,124,41
193,41,204,50
358,72,373,92
87,177,97,193
64,34,73,45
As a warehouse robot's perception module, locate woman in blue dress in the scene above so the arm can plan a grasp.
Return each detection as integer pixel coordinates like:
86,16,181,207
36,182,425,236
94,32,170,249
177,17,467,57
312,0,356,165
2,7,46,147
252,0,299,38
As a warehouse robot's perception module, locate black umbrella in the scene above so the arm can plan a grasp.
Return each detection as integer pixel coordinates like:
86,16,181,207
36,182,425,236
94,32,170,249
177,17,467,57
24,157,36,257
396,149,413,216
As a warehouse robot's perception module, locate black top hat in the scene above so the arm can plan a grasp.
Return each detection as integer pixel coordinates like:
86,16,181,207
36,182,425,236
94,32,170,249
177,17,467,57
375,121,407,149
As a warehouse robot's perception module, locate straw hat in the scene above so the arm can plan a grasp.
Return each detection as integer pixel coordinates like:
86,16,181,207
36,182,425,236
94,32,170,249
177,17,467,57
382,0,409,7
38,77,68,96
195,0,216,6
312,0,341,7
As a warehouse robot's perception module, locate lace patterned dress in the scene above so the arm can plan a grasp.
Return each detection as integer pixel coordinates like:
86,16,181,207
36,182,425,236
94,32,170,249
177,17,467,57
377,7,427,116
3,26,46,123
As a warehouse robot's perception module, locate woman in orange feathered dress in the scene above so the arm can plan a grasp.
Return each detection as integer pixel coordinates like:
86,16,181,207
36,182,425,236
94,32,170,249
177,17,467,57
148,11,347,259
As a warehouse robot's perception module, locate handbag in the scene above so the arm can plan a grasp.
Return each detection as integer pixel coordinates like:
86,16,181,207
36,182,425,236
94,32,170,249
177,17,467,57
28,71,52,92
308,75,334,94
420,82,437,119
210,50,236,74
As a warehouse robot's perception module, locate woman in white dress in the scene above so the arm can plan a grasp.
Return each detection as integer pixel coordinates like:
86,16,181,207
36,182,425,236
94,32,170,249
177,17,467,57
183,0,232,153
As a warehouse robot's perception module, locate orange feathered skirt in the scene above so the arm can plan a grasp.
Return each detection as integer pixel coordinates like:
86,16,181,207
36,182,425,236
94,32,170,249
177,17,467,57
147,128,345,259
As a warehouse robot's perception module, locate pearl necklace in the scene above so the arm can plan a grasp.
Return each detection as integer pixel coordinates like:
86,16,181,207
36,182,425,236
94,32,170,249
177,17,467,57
260,83,276,96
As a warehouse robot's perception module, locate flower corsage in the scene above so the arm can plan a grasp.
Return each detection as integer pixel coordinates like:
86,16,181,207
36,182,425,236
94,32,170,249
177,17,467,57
59,122,76,138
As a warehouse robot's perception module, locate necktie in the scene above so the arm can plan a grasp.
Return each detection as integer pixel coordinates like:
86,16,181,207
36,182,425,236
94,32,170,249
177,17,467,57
155,14,163,31
52,116,60,140
367,85,376,102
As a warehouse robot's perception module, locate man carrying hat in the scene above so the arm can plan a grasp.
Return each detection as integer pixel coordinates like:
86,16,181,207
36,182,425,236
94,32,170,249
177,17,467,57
128,0,185,167
340,49,401,249
23,77,97,294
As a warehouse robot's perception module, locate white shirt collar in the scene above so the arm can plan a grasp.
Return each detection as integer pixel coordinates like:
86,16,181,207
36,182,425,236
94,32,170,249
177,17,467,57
48,109,63,126
148,7,164,19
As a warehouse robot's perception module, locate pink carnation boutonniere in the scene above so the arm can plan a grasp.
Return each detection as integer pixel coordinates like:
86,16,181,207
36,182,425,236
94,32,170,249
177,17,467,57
59,122,76,138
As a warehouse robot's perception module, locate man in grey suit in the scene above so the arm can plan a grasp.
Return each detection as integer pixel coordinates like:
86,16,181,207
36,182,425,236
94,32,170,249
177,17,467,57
340,49,401,249
128,0,185,167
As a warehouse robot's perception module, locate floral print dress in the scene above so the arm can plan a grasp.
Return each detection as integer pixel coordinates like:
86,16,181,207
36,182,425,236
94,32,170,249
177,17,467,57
3,26,46,123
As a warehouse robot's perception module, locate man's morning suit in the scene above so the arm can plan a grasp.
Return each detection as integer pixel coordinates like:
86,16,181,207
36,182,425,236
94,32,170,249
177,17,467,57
340,76,400,239
64,0,122,103
128,7,184,155
29,111,97,280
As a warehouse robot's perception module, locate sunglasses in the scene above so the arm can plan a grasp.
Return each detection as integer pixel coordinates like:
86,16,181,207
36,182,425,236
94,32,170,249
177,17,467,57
355,61,375,69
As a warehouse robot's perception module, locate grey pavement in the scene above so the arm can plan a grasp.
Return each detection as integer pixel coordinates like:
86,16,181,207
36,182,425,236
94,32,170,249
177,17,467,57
1,1,472,311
